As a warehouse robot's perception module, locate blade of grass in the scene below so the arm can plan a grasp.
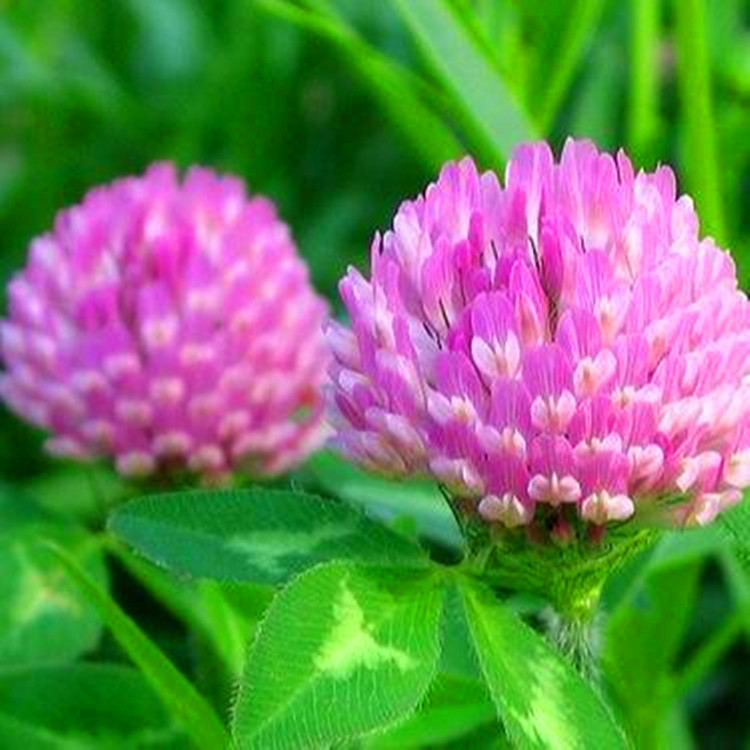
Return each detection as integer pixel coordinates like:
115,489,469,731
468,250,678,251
628,0,661,161
49,543,229,750
670,610,745,700
257,0,462,171
674,0,726,244
391,0,536,167
532,0,609,134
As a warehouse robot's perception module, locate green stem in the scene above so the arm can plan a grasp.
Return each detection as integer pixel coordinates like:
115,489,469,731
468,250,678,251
544,606,602,682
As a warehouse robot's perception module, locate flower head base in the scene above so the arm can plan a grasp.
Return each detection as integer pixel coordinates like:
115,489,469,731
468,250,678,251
329,139,750,540
1,163,329,480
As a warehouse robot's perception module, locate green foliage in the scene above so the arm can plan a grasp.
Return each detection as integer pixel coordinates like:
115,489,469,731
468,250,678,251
362,674,497,749
674,0,726,244
391,0,536,167
525,0,609,133
0,490,106,668
256,0,462,172
604,560,703,743
110,488,428,584
51,544,228,750
232,562,442,748
438,581,482,680
0,663,186,748
627,0,661,161
459,577,628,749
718,493,750,570
110,539,273,677
307,451,462,550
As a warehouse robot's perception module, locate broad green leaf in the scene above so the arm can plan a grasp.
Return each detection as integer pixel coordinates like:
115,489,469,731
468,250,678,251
439,582,481,680
604,561,702,741
648,526,723,569
602,527,716,613
718,496,750,567
308,451,462,550
0,712,65,750
0,483,50,527
232,562,442,748
23,464,125,524
49,544,228,750
110,488,427,585
0,663,185,748
459,577,628,749
391,0,536,166
669,607,745,702
363,674,497,749
0,524,106,668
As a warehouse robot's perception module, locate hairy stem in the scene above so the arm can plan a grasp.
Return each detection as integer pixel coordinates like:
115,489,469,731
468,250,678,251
544,606,602,683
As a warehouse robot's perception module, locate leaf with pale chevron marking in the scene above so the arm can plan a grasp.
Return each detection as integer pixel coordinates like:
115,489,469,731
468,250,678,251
110,488,428,584
232,562,442,749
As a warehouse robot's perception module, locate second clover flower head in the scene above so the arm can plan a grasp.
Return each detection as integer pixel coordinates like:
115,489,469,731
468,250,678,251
329,139,750,535
0,163,329,481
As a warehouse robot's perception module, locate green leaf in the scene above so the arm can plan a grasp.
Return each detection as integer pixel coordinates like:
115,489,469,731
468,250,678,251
23,464,125,525
0,712,65,750
363,674,497,749
718,496,750,567
110,488,427,585
717,499,750,634
658,704,696,750
0,663,185,748
602,527,717,613
391,0,536,166
109,537,273,678
0,524,106,668
458,577,628,749
232,562,442,748
0,483,51,527
604,561,702,739
439,582,481,680
49,544,228,750
308,451,462,550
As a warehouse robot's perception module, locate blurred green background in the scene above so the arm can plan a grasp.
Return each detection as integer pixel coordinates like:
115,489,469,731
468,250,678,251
1,0,749,747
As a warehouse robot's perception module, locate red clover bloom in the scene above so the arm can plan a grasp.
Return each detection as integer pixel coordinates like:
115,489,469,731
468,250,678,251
328,139,750,539
0,164,329,480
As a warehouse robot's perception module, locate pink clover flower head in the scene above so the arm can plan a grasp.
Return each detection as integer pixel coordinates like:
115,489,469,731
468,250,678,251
329,139,750,534
1,163,329,480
